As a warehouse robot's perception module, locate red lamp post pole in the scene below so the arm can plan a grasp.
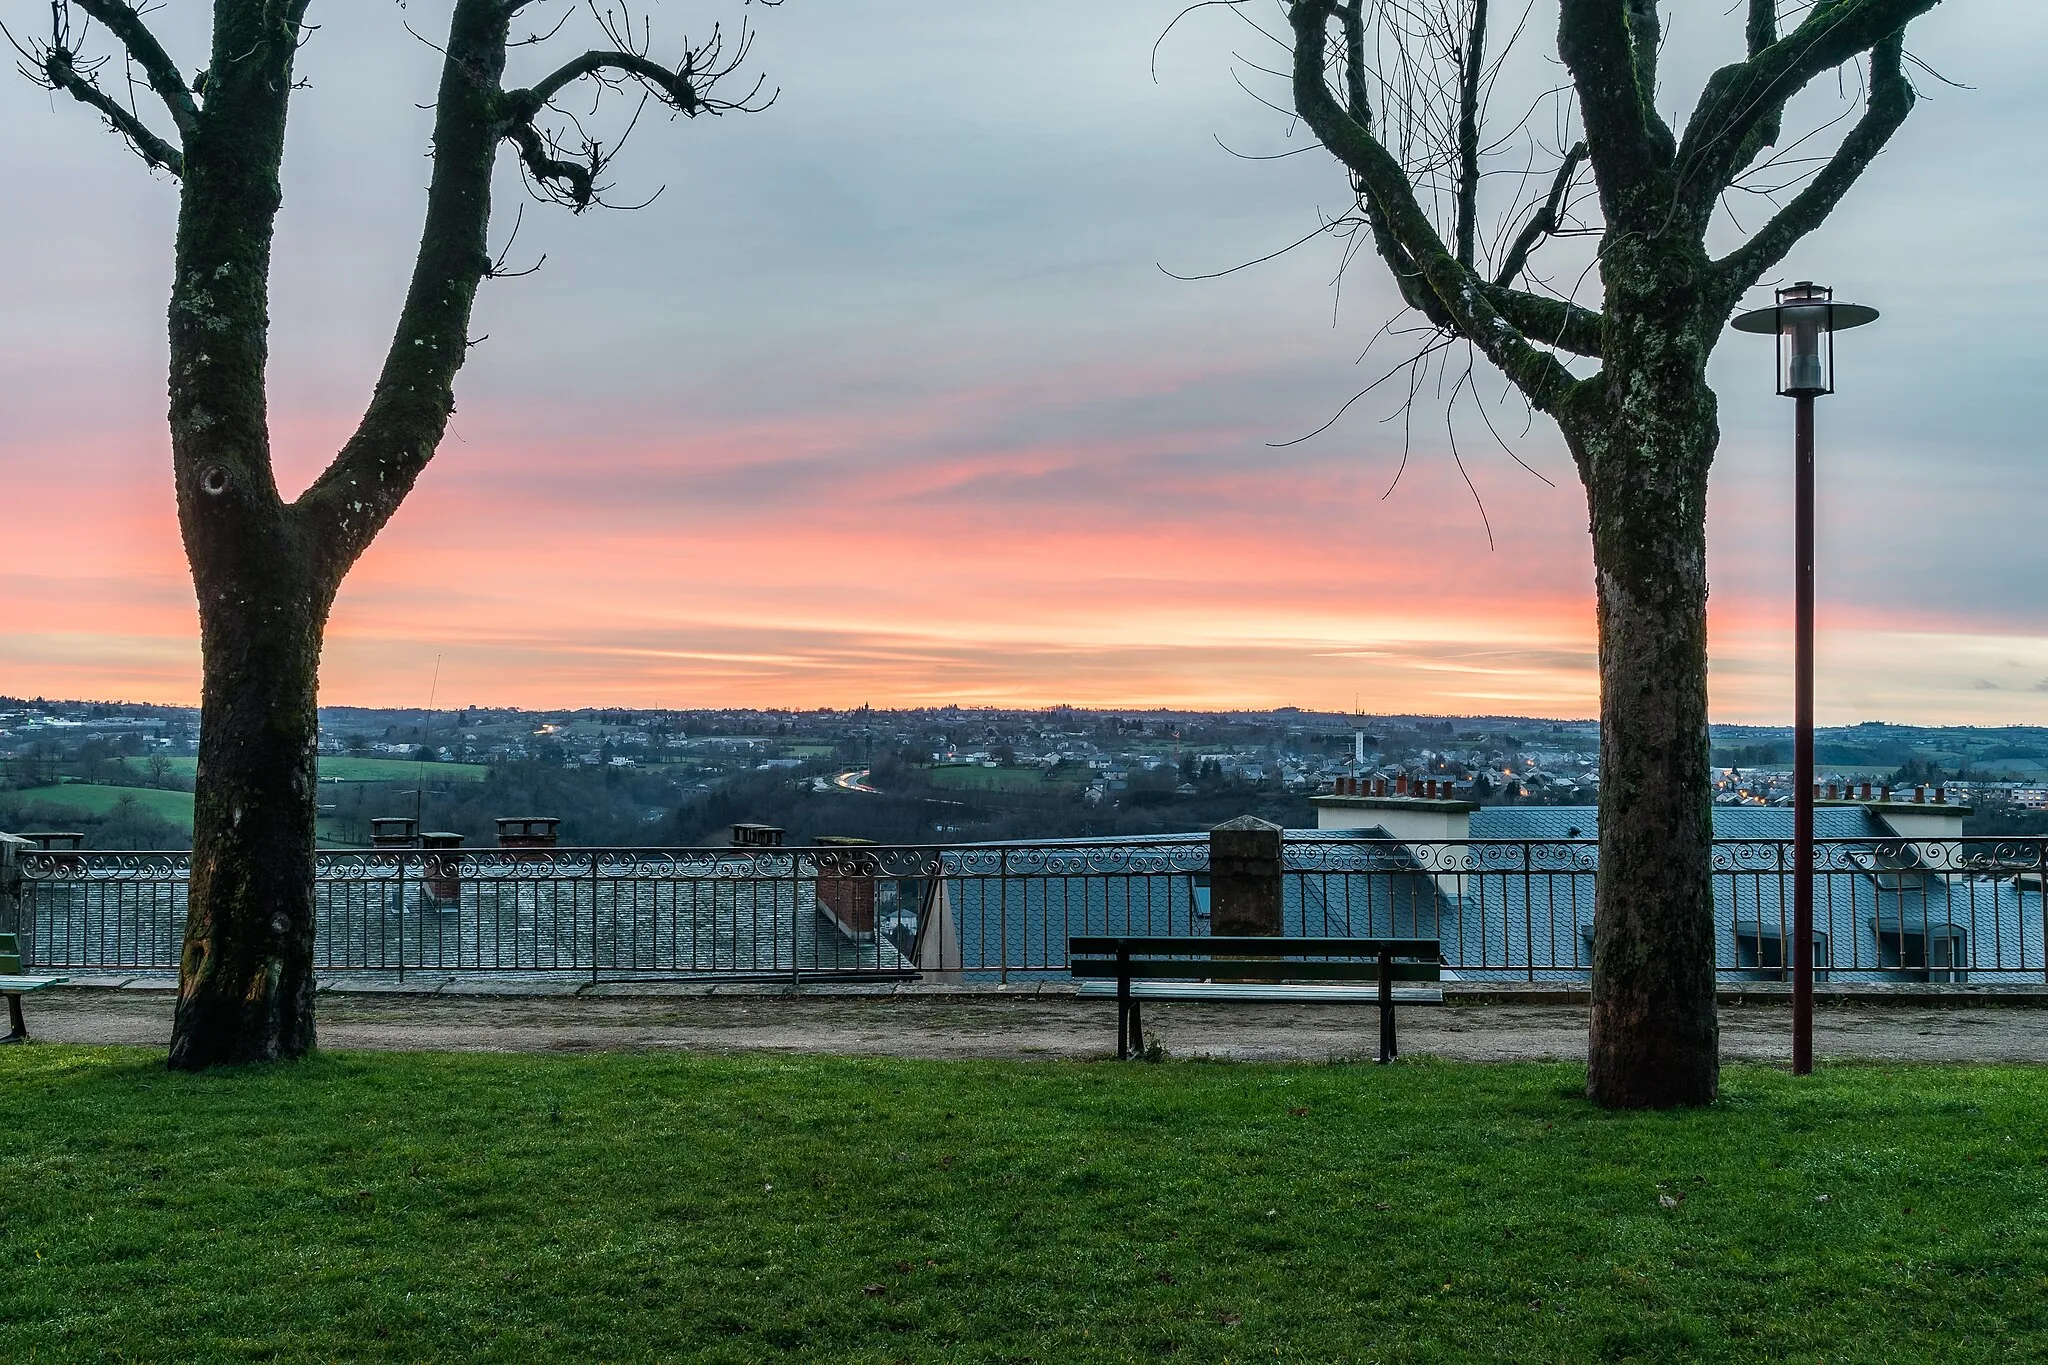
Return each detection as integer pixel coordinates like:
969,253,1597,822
1793,393,1816,1076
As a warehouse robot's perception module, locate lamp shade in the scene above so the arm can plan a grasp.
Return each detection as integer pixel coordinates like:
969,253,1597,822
1731,282,1878,396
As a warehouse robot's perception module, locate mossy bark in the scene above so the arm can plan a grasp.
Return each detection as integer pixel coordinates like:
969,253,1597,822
1567,251,1721,1108
164,1,512,1068
164,6,324,1068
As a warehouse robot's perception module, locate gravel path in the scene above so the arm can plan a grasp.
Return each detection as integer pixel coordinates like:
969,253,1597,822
20,990,2048,1064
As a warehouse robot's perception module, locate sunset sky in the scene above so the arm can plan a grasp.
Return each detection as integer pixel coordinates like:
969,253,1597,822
3,2,2044,723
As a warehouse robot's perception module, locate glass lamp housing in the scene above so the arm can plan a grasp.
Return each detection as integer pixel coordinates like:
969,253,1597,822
1731,281,1879,397
1778,283,1832,394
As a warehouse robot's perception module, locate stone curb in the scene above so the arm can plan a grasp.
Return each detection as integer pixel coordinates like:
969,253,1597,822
39,973,2048,1008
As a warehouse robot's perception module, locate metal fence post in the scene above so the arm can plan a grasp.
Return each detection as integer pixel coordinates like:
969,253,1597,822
395,854,407,983
591,855,602,987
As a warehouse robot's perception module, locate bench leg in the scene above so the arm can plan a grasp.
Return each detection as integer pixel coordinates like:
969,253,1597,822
1377,949,1395,1064
1116,970,1130,1061
1129,999,1144,1058
3,993,25,1044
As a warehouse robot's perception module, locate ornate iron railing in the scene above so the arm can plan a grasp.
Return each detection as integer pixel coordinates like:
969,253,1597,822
9,834,2046,983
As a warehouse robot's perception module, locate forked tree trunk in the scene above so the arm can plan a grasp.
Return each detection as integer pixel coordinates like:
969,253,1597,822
170,563,333,1067
34,0,743,1068
1573,286,1721,1108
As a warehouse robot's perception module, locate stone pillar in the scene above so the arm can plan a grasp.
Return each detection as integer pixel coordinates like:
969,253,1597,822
1209,815,1283,936
0,831,27,937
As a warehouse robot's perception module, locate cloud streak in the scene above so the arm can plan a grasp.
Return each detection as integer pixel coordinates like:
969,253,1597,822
3,2,2046,724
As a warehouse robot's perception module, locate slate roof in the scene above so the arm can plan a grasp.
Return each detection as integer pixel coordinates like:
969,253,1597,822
927,808,2046,982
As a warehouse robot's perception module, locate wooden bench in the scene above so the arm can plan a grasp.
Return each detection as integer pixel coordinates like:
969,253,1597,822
1069,935,1442,1064
0,934,66,1045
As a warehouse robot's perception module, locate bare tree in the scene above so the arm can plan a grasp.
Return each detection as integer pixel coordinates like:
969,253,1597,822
1255,0,1942,1105
11,0,773,1067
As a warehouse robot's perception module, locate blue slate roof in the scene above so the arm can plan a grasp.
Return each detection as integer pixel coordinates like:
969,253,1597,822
928,807,2045,982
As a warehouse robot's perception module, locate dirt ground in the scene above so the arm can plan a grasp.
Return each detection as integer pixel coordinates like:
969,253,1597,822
18,988,2048,1064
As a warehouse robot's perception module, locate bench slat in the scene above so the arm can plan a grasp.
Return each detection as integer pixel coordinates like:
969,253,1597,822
0,976,66,992
1069,935,1439,958
1070,958,1441,982
1077,981,1444,1004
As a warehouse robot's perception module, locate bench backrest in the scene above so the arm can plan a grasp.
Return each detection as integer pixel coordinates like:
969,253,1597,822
1068,935,1441,983
0,931,20,976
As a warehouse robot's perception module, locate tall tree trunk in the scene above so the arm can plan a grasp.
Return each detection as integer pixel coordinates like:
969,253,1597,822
1576,288,1721,1108
170,557,332,1067
161,6,311,1069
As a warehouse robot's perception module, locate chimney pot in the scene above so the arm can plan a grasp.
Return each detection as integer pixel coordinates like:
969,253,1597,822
1374,777,1387,796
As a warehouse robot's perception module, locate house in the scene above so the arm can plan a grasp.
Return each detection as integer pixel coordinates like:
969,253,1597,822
910,791,2036,984
1307,789,2025,984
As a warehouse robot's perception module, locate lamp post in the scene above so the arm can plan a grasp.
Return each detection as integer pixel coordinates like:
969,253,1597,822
1732,282,1878,1076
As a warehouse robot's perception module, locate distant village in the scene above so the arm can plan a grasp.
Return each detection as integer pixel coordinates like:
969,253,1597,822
4,695,2047,849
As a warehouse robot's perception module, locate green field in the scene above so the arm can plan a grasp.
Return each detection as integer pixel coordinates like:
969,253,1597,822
119,756,488,784
2,1052,2043,1362
926,764,1069,794
6,784,194,827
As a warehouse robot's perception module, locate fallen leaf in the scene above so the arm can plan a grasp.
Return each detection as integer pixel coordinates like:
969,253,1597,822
1658,1194,1680,1210
895,1260,912,1274
1815,1194,1831,1204
1288,1106,1310,1117
1217,1312,1242,1326
862,1284,887,1297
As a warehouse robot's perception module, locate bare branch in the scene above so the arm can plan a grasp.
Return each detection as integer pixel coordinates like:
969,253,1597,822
1480,280,1602,358
70,0,198,134
37,41,182,174
1289,0,1589,413
1676,0,1941,212
300,0,776,569
296,0,517,575
1454,0,1488,267
1493,141,1586,287
1556,0,1671,220
1715,29,1914,295
504,21,773,211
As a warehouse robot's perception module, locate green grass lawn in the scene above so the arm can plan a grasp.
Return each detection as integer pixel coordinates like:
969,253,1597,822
9,783,195,827
926,764,1070,794
3,1053,2044,1362
116,756,490,784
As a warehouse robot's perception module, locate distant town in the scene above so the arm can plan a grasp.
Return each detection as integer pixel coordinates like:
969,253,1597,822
4,695,2047,849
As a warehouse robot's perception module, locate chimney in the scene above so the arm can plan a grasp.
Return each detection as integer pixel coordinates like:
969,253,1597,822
495,817,560,850
1374,777,1387,796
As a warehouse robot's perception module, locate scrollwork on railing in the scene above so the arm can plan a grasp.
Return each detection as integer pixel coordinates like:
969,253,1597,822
1286,838,1599,876
955,841,1207,878
17,850,190,882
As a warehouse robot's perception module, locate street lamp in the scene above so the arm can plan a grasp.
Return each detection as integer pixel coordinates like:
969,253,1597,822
1732,282,1878,1076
